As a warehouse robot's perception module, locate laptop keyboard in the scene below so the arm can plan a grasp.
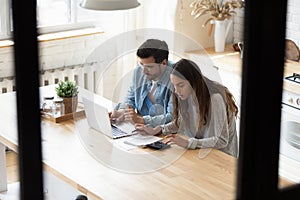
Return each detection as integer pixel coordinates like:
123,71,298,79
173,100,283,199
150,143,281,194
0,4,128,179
111,125,130,137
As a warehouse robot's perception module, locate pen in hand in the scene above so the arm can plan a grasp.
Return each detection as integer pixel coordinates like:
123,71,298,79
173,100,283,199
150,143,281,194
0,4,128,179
132,124,150,133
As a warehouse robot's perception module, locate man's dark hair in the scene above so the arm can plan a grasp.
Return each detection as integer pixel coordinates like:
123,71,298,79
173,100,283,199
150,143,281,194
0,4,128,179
137,39,169,63
75,195,88,200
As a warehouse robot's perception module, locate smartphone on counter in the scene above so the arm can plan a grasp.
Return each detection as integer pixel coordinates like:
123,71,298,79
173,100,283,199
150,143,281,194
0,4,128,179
146,141,170,150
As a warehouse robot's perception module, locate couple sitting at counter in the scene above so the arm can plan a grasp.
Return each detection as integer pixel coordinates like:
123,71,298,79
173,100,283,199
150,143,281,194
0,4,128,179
110,39,239,158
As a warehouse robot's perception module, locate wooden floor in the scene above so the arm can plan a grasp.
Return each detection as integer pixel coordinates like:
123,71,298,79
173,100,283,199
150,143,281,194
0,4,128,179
5,150,295,188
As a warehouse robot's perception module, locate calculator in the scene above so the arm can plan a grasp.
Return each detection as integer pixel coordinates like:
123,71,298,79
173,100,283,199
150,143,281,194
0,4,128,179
146,141,170,150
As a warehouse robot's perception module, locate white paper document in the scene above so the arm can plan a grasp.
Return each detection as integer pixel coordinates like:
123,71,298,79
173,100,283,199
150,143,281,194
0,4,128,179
124,134,162,146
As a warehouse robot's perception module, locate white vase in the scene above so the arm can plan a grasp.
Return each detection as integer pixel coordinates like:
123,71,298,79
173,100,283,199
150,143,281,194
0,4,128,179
213,20,233,52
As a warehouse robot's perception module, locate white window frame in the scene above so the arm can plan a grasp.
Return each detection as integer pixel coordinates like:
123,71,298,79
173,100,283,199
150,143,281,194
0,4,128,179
0,0,103,40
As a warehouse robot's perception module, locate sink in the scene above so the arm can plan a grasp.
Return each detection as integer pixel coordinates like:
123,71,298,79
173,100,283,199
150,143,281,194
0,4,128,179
282,121,300,149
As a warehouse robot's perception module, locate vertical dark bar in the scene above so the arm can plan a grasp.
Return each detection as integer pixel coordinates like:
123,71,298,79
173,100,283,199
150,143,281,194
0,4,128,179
236,0,287,200
11,0,44,199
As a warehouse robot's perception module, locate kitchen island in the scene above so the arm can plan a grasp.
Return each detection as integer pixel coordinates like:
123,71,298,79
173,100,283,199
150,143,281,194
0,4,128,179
0,87,238,200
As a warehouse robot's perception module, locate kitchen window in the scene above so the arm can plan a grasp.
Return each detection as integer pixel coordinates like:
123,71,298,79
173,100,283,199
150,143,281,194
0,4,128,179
0,0,105,40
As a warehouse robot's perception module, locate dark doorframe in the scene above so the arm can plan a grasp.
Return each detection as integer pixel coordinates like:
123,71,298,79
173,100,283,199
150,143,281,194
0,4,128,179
12,0,44,199
237,0,300,199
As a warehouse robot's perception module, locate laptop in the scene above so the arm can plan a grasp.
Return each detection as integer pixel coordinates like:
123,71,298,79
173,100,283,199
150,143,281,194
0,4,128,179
82,96,136,139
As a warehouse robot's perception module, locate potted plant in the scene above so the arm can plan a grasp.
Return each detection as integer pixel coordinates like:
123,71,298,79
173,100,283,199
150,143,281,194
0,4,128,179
55,80,79,114
190,0,245,52
190,0,245,26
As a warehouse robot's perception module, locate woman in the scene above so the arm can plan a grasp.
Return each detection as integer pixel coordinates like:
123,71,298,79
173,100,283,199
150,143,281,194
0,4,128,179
135,58,239,157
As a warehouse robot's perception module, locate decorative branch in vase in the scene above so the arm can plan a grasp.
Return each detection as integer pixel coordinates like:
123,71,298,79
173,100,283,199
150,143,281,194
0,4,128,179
190,0,245,52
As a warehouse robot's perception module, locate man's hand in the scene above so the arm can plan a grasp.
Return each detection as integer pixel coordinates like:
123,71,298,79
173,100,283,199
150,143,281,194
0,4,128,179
124,104,145,124
110,109,125,124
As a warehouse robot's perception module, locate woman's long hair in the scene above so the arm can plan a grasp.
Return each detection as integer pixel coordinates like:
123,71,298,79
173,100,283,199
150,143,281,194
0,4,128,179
171,59,238,129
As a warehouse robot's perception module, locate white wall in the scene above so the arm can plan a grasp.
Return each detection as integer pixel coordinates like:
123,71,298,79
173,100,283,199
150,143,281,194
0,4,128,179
174,0,237,49
174,0,214,49
0,31,108,94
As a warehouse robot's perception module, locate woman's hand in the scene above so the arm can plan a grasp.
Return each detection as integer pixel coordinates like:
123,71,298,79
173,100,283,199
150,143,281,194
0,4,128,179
134,123,161,136
164,134,189,148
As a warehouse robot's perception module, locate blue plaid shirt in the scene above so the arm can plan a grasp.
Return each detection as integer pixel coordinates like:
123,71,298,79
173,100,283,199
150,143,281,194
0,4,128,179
123,61,174,127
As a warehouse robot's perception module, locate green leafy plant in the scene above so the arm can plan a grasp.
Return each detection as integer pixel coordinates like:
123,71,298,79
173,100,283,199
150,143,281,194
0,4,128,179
55,80,79,98
190,0,245,27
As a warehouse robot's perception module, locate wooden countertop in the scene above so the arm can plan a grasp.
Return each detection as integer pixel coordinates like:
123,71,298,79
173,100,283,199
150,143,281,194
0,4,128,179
186,45,243,76
186,44,300,94
186,45,300,185
0,87,238,200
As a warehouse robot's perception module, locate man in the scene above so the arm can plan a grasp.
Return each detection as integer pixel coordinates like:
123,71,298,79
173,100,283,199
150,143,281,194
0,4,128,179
111,39,173,127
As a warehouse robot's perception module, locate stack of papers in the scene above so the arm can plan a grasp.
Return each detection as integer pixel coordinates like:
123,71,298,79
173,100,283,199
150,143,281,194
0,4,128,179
124,135,162,146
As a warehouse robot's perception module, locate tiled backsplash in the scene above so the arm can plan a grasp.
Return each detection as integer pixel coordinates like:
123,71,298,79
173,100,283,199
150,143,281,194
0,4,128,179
286,0,300,48
233,0,300,48
233,8,245,44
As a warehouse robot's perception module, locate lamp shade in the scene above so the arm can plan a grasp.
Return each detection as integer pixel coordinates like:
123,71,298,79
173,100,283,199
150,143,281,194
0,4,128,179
80,0,140,10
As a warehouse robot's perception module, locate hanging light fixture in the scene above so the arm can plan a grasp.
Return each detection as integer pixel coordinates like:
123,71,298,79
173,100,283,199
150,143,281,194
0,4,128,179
80,0,140,11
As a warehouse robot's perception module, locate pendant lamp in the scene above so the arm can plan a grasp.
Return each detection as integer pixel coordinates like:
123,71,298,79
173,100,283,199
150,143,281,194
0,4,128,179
80,0,140,10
